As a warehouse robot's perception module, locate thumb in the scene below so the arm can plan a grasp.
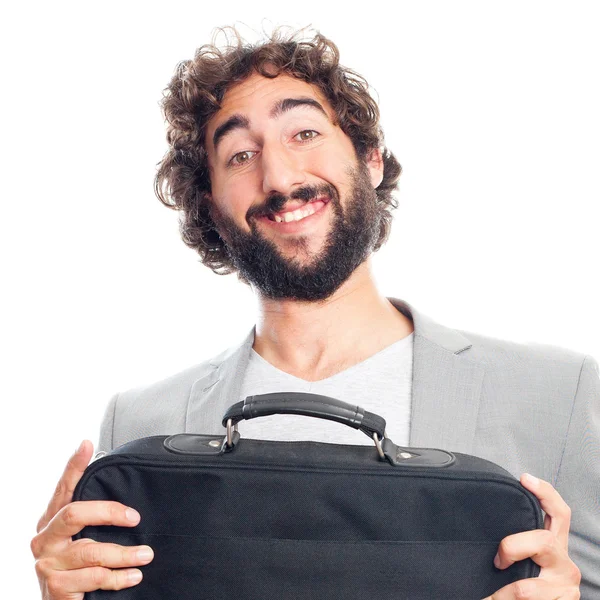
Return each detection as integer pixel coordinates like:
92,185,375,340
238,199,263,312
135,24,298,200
37,440,94,533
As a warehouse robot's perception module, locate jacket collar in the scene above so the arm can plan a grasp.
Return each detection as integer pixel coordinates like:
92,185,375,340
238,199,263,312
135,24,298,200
186,298,484,453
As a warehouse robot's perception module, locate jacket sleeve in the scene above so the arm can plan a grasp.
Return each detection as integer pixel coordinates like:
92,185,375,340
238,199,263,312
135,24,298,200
555,355,600,598
97,392,119,454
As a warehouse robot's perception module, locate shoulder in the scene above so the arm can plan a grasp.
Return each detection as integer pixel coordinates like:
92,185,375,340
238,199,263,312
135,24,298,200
454,326,592,402
115,342,238,411
395,297,590,379
459,327,588,370
100,338,249,450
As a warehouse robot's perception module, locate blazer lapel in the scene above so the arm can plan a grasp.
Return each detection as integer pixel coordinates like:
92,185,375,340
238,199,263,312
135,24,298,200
186,327,256,434
389,298,485,454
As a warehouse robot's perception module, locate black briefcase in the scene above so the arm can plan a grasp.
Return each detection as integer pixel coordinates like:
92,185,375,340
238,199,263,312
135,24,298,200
73,392,542,599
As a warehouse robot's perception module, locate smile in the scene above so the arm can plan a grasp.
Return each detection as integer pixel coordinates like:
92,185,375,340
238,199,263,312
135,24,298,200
269,199,328,223
258,197,330,233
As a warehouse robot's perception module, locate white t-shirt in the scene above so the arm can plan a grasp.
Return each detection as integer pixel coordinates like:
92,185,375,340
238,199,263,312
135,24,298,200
237,332,414,447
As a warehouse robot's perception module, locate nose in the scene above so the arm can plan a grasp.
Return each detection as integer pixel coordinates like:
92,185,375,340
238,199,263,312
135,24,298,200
261,145,306,196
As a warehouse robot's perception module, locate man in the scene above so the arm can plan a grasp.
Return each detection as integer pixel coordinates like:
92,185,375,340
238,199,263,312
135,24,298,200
31,27,597,598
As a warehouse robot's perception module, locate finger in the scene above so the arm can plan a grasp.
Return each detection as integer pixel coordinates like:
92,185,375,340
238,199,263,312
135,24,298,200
37,440,94,533
44,565,144,595
495,529,566,571
520,473,571,549
482,576,569,599
44,501,141,543
45,538,154,571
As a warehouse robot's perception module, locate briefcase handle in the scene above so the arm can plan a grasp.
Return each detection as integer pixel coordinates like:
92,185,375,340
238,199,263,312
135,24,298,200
222,392,387,451
167,392,454,466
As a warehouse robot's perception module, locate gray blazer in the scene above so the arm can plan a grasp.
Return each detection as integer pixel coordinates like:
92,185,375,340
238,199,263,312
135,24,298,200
98,298,600,596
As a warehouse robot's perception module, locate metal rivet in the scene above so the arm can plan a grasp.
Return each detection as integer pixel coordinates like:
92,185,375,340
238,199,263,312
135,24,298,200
208,440,221,448
400,452,413,459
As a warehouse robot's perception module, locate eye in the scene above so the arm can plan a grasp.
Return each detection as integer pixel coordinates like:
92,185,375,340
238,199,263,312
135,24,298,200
294,130,320,142
228,150,257,167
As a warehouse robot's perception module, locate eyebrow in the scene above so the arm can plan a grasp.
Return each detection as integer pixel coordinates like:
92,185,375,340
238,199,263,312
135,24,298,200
212,97,330,154
269,97,328,120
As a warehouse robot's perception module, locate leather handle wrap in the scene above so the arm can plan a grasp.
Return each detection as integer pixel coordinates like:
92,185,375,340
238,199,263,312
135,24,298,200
222,392,386,441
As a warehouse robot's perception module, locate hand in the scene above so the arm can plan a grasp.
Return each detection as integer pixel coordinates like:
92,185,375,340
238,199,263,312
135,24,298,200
482,473,581,599
30,440,154,600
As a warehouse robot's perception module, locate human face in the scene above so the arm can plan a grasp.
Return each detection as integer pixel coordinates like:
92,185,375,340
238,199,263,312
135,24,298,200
204,72,384,301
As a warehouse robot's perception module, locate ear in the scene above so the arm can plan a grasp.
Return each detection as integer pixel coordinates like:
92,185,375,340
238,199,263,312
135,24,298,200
366,147,384,188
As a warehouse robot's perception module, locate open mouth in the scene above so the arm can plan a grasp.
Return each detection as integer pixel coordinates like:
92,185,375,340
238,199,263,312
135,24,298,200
266,197,330,223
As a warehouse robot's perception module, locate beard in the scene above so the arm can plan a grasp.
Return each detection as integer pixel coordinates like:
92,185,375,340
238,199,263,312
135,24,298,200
208,159,383,302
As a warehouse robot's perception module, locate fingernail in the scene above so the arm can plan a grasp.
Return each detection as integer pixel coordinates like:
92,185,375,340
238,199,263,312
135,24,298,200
136,547,154,562
493,553,501,568
128,569,143,584
75,441,85,455
126,508,141,523
523,473,539,487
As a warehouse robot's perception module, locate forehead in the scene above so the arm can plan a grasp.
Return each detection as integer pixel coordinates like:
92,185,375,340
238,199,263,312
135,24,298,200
205,73,335,141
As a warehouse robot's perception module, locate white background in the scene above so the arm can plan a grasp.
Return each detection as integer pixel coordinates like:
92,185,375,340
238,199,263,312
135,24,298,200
3,0,599,593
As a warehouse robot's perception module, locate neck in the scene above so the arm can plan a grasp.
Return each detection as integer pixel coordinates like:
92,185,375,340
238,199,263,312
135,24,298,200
251,258,414,381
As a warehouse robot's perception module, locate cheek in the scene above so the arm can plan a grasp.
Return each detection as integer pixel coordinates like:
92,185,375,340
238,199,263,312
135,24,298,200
213,179,253,217
306,147,355,192
212,165,261,200
302,147,344,176
210,189,258,237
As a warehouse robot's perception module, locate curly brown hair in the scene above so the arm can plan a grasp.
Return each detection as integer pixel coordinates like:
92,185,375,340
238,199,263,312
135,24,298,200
154,26,402,277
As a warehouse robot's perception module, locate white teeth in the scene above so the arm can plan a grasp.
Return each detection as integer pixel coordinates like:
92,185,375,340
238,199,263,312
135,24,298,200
273,204,317,223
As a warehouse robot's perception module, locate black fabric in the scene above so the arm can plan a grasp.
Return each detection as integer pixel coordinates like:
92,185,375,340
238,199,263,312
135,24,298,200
73,436,542,599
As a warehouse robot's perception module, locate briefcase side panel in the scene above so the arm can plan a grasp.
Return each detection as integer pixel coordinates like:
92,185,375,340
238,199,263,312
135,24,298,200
73,437,542,598
81,530,538,600
74,457,542,542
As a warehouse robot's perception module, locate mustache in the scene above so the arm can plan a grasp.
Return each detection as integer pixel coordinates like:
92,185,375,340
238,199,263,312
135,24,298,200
249,184,337,219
